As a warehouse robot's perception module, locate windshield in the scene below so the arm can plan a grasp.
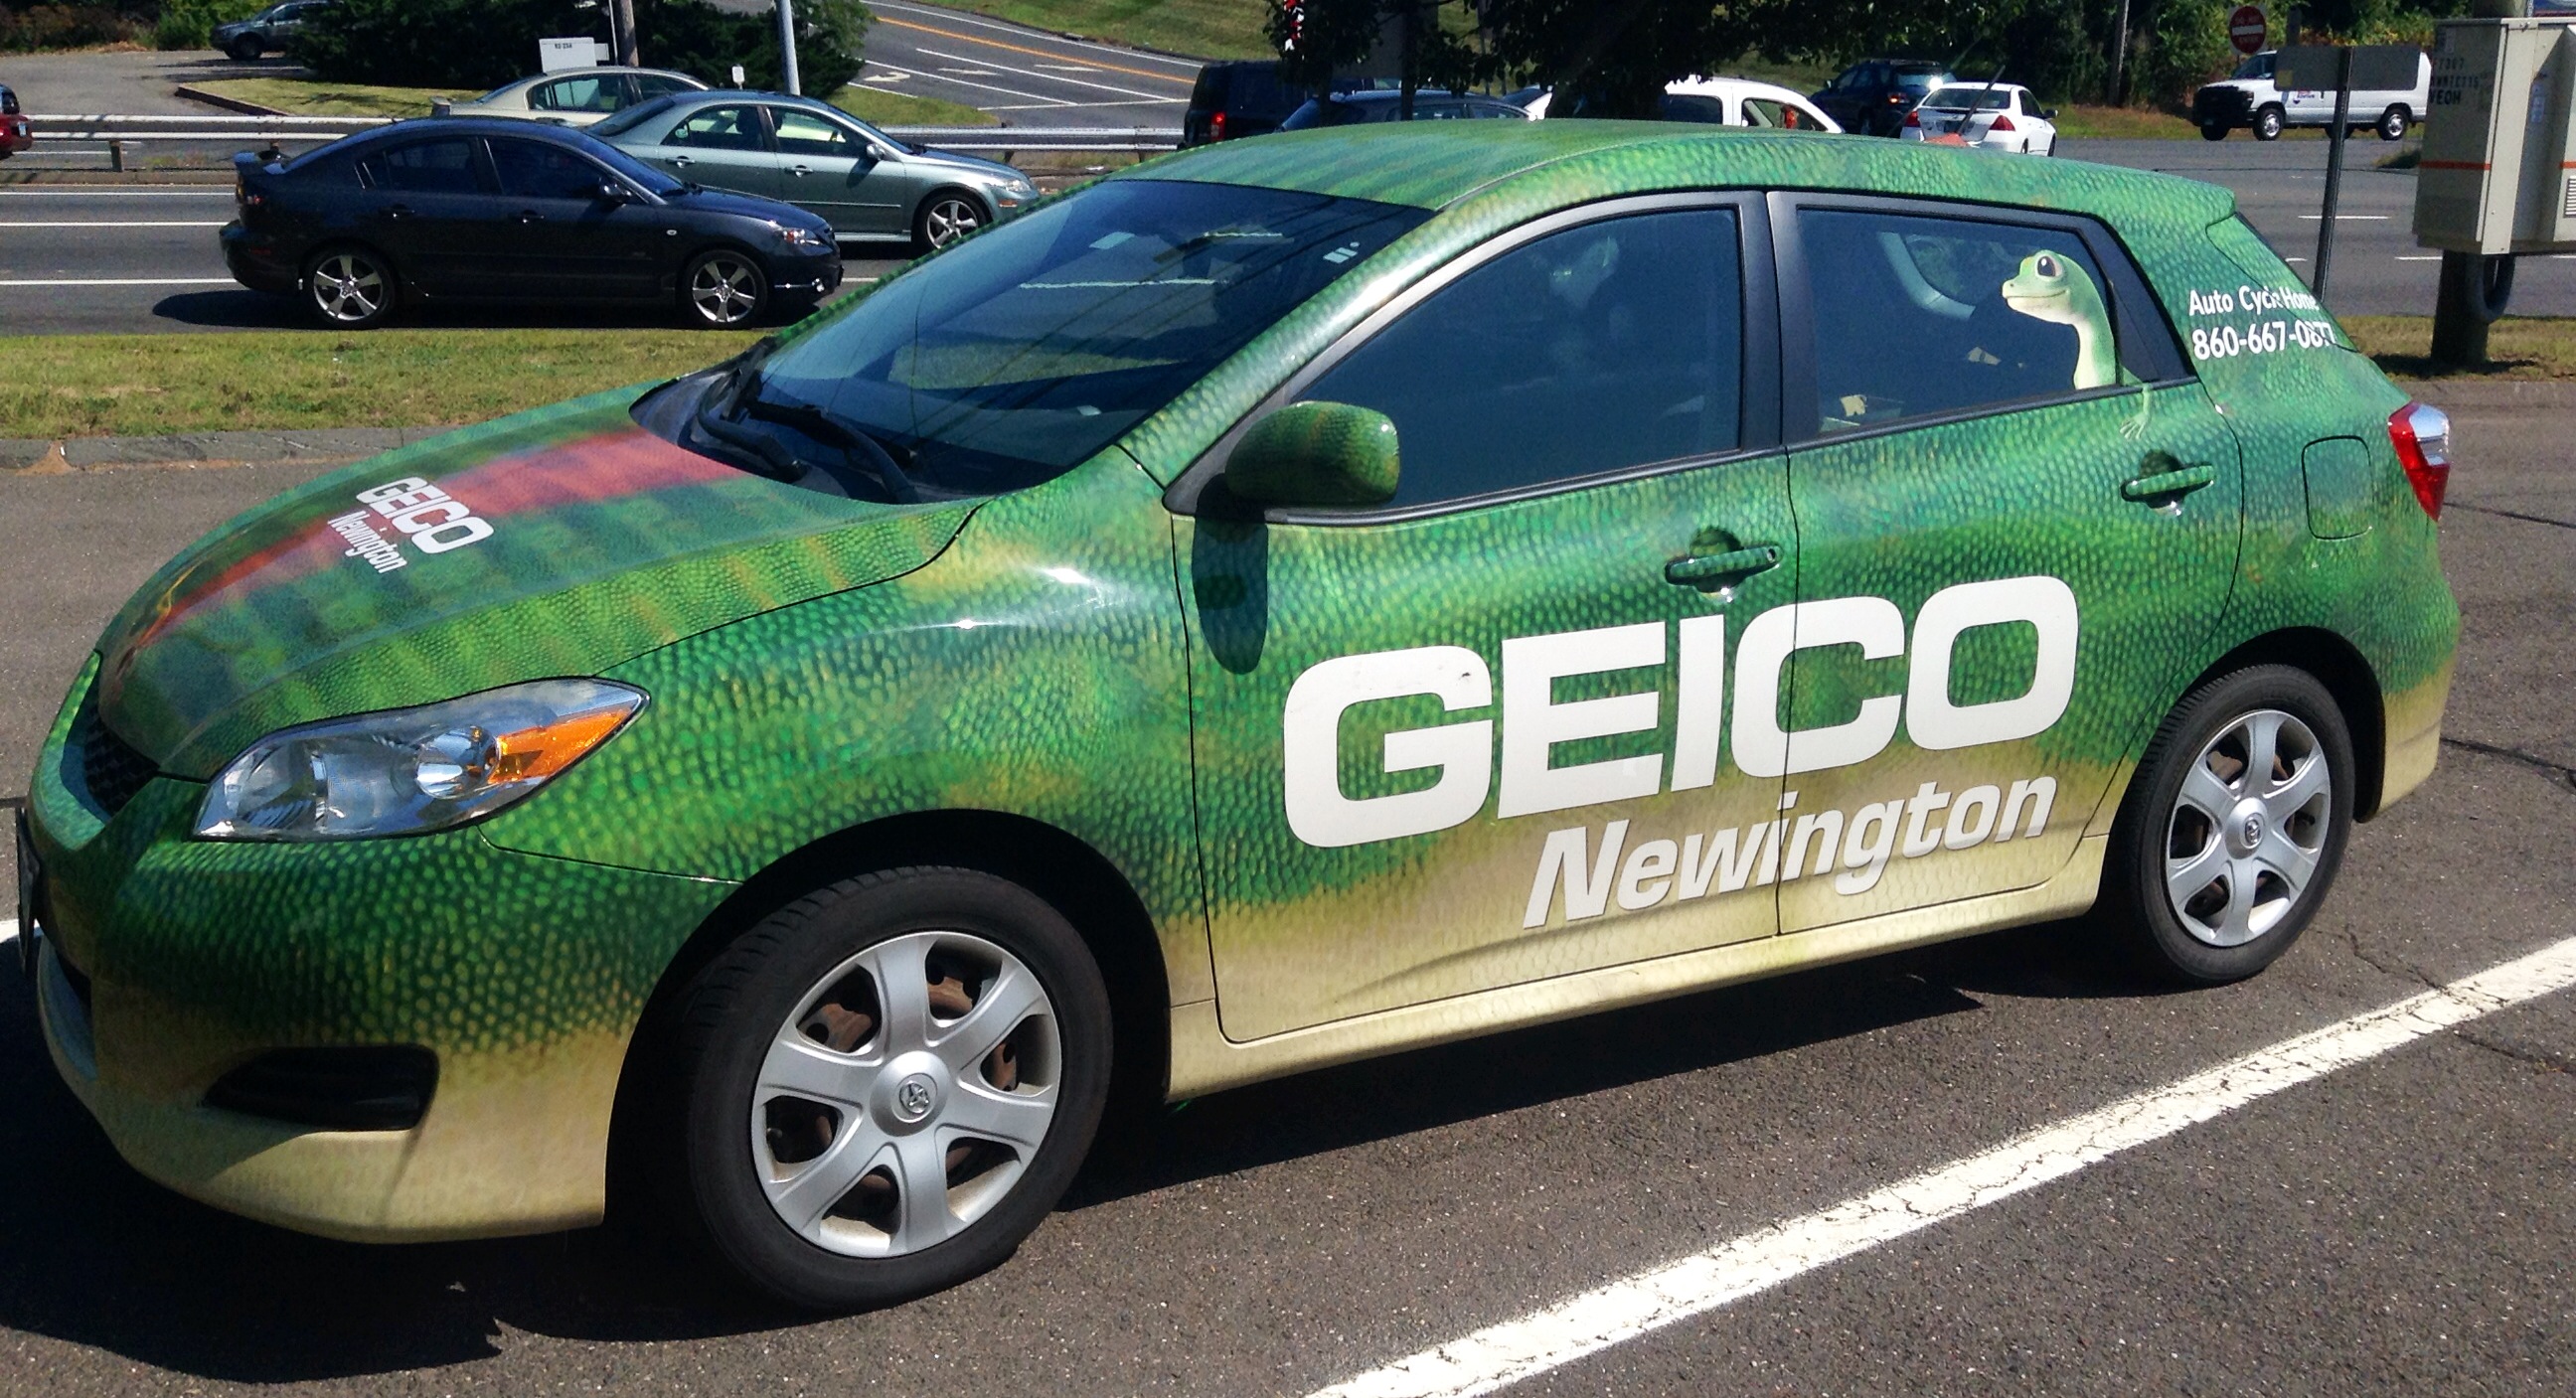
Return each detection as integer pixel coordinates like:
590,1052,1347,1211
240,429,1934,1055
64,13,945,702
1894,68,1952,92
673,179,1431,501
1281,98,1368,130
592,94,680,140
1926,86,2012,110
2233,54,2274,79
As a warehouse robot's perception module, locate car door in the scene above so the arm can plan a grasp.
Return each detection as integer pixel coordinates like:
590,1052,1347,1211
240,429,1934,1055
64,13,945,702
1770,197,2240,934
649,102,781,201
1177,197,1796,1041
356,134,506,298
485,135,666,300
766,105,894,235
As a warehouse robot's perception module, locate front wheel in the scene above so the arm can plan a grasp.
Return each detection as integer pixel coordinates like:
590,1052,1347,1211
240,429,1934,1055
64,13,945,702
681,248,768,328
656,867,1112,1310
229,36,264,61
2253,105,2285,141
2100,666,2353,985
913,191,986,253
2377,106,2411,141
303,245,396,328
2200,121,2230,142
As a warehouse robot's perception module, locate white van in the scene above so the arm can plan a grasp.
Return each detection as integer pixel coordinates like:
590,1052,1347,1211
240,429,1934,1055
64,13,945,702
2191,48,2431,141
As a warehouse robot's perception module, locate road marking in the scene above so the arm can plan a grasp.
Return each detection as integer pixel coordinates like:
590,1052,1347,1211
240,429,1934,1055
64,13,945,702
980,97,1176,111
859,61,1071,107
873,1,1204,71
911,46,1177,102
2396,254,2442,260
0,221,227,228
0,277,234,287
877,15,1197,85
1306,934,2576,1398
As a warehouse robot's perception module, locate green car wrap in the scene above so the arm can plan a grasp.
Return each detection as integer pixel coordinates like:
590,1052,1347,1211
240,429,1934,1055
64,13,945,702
23,123,2456,1243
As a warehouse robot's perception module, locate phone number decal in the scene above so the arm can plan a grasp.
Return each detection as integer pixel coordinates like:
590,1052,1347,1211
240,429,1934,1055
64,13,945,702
2190,318,2338,361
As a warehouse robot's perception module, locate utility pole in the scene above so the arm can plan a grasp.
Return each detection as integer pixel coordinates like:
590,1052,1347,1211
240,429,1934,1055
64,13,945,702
2109,0,2130,104
777,0,801,94
610,0,638,66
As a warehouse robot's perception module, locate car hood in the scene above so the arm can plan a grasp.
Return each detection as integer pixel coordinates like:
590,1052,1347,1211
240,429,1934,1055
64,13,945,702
900,147,1022,183
93,388,976,779
665,183,829,228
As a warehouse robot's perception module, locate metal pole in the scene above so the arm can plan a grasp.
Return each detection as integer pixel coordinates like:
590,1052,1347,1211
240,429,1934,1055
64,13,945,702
611,0,638,67
776,0,801,95
2109,0,2130,105
2314,48,2353,304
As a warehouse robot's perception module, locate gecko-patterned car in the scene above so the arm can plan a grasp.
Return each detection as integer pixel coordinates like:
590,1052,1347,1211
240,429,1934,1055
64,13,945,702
17,122,2458,1309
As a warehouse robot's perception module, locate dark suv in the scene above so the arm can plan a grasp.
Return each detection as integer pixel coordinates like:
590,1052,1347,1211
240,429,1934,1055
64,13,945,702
1183,61,1376,145
1811,59,1955,136
213,0,333,63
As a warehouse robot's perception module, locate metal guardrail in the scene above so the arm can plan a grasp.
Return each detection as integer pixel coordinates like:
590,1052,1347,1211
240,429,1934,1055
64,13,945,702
27,114,1176,149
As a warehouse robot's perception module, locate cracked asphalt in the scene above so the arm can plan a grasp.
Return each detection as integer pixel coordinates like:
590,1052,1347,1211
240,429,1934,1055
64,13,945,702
0,382,2568,1395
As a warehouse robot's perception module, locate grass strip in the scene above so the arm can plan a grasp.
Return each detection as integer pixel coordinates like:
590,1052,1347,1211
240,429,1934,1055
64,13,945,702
190,77,476,118
2,328,756,440
2347,315,2576,381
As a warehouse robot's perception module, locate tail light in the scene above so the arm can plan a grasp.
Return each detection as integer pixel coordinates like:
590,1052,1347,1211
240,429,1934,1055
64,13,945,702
1210,110,1227,141
1991,114,2016,131
2387,401,2451,520
1902,109,1920,127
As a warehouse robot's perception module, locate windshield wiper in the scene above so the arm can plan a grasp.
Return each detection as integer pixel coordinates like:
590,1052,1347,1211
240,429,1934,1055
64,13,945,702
687,342,922,503
742,396,922,504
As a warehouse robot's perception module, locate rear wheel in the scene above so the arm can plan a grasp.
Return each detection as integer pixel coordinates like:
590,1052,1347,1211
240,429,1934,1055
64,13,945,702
681,248,768,328
913,191,986,253
2253,105,2285,141
2100,666,2353,985
2200,121,2229,141
303,245,395,329
2377,106,2411,141
229,36,264,62
655,867,1112,1310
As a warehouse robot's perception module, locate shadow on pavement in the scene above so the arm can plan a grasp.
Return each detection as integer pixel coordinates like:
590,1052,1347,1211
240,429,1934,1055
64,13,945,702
0,915,2147,1380
151,289,308,330
149,289,754,333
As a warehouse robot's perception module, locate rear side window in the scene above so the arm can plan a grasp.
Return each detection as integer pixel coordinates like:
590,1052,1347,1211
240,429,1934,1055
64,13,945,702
365,138,483,194
1297,208,1744,509
535,76,627,113
1796,208,2157,435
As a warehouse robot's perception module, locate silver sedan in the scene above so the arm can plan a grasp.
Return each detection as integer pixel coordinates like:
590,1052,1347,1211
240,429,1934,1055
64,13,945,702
593,91,1038,251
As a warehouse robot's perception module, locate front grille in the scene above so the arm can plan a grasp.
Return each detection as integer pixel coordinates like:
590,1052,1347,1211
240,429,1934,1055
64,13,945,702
70,694,159,818
2194,86,2252,124
206,1046,439,1132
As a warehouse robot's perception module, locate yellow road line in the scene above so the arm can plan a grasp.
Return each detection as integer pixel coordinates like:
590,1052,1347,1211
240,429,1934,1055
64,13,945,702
877,18,1197,87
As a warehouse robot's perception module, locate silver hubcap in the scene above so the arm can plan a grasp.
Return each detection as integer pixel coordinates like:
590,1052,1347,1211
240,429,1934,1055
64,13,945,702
2165,708,2332,948
924,198,980,247
690,255,759,324
750,930,1059,1258
311,253,385,322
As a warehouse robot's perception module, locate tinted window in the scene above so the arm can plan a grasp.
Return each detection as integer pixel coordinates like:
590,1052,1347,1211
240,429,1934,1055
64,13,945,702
729,180,1431,498
1298,209,1743,509
491,138,609,200
367,138,482,194
1741,97,1815,128
1798,208,2140,436
535,75,626,113
668,104,766,151
635,74,696,97
1927,86,2014,111
1661,93,1729,123
770,108,857,156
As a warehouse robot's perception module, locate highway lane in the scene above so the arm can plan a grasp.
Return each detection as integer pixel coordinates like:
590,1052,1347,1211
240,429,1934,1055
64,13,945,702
716,0,1200,126
0,385,2569,1396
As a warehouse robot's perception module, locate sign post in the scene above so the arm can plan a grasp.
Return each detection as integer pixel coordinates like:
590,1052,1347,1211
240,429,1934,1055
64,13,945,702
2230,5,2269,58
2278,43,2422,304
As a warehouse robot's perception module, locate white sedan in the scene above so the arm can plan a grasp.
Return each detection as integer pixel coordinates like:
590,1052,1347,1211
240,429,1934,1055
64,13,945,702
1899,82,2058,156
1516,77,1842,132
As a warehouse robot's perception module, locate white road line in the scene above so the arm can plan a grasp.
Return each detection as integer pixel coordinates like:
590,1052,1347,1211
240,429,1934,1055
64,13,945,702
2395,254,2442,260
912,45,1176,102
1307,933,2576,1398
0,277,234,287
871,0,1205,71
0,221,227,229
2299,214,2390,220
859,61,1071,107
980,97,1176,111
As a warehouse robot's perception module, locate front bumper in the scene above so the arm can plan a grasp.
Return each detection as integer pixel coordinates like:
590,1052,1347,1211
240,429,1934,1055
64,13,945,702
24,659,733,1241
220,222,299,295
773,247,844,300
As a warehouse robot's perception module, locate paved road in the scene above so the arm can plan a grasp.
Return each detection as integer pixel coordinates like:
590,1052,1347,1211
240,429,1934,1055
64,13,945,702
827,0,1199,125
0,47,252,116
0,384,2569,1395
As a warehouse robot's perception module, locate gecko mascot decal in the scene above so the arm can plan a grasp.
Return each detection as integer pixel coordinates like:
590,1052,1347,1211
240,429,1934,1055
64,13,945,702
2002,250,2117,390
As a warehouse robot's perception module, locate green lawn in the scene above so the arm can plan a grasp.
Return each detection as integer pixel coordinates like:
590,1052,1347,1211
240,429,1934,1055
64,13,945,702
2,330,757,440
930,0,1267,60
2347,315,2576,381
2050,105,2203,140
189,77,476,118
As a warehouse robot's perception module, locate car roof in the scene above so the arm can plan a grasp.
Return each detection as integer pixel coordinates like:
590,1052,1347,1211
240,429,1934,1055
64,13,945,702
479,67,705,96
1118,122,2229,224
1666,77,1810,102
337,115,614,148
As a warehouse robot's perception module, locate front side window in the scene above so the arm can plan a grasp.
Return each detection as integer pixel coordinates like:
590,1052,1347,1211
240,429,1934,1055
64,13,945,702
1797,208,2137,435
366,138,482,194
1296,208,1743,510
668,104,766,152
770,108,857,157
490,138,608,201
635,74,696,97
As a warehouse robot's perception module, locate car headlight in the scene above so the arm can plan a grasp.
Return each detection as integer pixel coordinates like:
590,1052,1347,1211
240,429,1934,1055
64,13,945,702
195,679,644,842
994,178,1038,208
772,222,832,250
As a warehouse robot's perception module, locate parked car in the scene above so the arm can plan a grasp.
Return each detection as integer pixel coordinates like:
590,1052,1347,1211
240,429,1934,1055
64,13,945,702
442,67,710,128
1812,58,1956,136
31,121,2456,1313
1900,82,2057,156
212,0,333,63
0,82,28,161
593,91,1038,251
2192,48,2431,141
1516,76,1842,131
1280,89,1534,129
219,116,841,329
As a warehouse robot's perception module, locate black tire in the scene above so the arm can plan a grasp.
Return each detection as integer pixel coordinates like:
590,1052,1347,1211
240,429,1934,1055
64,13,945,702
2377,106,2410,141
302,244,396,329
2199,121,2230,142
653,867,1112,1311
229,36,265,62
680,247,769,328
912,189,987,253
2253,105,2284,141
2099,666,2354,986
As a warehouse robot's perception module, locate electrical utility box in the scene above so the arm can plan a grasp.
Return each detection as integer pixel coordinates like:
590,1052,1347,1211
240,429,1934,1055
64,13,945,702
2415,16,2576,253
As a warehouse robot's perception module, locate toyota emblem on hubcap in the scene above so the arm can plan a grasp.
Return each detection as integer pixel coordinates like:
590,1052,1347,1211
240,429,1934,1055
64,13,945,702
894,1074,937,1122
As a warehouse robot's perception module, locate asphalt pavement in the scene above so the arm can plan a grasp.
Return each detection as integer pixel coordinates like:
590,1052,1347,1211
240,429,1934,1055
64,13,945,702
0,383,2569,1395
835,0,1199,125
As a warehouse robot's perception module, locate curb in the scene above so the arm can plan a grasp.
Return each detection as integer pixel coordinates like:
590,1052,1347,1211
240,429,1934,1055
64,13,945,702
173,83,293,117
0,426,430,474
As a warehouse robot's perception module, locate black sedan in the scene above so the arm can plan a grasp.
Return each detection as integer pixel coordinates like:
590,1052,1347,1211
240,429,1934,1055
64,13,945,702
221,117,843,330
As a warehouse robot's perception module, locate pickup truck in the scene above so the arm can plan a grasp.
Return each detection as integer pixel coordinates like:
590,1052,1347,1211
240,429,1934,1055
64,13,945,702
2193,48,2430,142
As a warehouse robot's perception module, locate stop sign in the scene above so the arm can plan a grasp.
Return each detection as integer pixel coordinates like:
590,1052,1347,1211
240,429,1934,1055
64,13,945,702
2229,4,2268,57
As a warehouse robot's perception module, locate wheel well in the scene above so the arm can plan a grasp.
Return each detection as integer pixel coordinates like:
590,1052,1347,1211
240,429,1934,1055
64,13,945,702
2185,628,2388,820
605,809,1172,1217
301,239,405,296
916,185,990,227
2384,104,2412,121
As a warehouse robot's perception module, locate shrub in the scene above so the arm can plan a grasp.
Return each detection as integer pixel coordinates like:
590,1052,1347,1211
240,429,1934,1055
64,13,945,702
152,0,266,50
293,0,868,95
0,4,143,52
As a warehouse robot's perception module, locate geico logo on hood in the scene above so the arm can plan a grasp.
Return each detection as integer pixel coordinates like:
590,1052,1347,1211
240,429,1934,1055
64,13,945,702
328,477,496,573
1282,575,2077,849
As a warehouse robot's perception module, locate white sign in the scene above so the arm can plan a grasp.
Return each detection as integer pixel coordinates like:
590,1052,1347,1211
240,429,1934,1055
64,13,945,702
538,37,605,73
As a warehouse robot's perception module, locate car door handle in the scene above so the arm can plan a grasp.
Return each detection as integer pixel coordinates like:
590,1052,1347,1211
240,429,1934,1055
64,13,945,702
2121,462,2217,502
789,164,811,176
668,154,693,167
514,210,543,224
1665,544,1783,587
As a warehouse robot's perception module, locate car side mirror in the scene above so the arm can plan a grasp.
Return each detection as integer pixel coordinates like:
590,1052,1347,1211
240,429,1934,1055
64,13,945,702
2041,107,2058,119
1223,401,1399,508
596,182,635,203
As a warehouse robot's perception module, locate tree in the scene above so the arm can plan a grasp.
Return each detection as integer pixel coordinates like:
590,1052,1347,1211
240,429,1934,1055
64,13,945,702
294,0,869,95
